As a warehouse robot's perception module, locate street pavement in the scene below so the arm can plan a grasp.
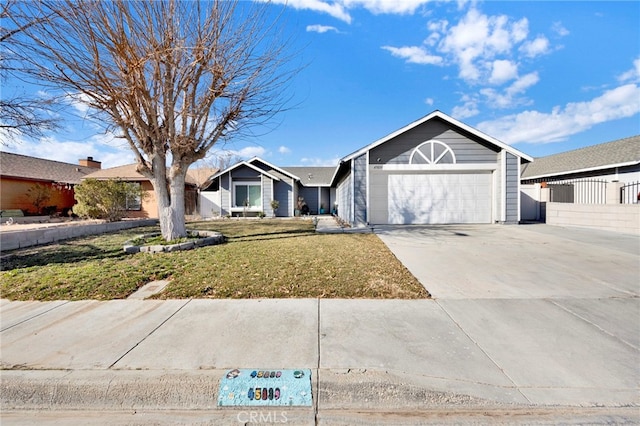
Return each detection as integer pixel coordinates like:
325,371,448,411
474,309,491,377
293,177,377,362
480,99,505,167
1,220,639,424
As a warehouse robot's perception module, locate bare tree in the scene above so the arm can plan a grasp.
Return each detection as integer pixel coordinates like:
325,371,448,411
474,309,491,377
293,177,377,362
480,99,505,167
0,0,59,143
11,0,295,239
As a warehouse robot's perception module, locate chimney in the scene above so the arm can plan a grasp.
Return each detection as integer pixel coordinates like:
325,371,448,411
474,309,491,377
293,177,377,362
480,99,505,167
79,156,101,169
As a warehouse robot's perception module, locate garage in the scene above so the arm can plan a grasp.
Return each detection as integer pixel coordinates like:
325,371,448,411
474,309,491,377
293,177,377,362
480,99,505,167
331,111,532,227
387,172,492,224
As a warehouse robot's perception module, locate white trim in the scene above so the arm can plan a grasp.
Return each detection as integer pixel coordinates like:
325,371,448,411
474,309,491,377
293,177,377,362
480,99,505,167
247,157,301,181
211,161,281,182
340,110,533,163
350,159,355,224
372,163,497,172
522,160,640,181
232,180,262,209
366,151,370,225
516,159,522,222
409,140,457,165
501,151,507,222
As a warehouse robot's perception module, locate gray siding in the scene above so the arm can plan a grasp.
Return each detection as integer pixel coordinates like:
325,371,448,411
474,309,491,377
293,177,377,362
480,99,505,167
298,186,319,214
505,152,519,223
230,166,261,180
220,174,230,216
369,167,388,224
262,177,273,215
354,154,367,225
273,178,293,217
336,171,352,224
370,119,498,165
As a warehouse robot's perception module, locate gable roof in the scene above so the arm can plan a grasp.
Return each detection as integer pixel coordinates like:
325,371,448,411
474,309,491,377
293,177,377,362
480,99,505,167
248,157,300,180
0,151,96,185
282,167,335,187
211,160,281,182
84,163,216,187
521,135,640,180
340,110,534,163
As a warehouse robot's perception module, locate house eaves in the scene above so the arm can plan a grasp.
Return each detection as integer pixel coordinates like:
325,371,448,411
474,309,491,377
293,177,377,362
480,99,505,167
247,157,301,181
339,110,534,164
211,161,282,182
520,135,640,181
522,160,640,181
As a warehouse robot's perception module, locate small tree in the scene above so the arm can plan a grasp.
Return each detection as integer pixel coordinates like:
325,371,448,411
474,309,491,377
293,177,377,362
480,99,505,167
74,179,145,222
26,183,52,214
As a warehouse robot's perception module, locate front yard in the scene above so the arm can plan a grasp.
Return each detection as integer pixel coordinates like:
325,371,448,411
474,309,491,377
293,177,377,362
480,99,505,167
0,219,429,300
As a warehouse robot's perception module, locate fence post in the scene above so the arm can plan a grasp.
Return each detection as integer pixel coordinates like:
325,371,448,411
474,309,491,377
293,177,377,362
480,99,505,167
607,182,624,204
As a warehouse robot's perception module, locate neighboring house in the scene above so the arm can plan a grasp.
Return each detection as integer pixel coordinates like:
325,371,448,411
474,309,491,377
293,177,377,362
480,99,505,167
331,110,533,226
521,135,640,184
519,135,640,233
200,110,533,225
0,152,101,215
200,157,334,217
83,164,217,219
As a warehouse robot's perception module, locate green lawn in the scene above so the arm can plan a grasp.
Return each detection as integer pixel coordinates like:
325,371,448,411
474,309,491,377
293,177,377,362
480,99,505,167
0,219,429,300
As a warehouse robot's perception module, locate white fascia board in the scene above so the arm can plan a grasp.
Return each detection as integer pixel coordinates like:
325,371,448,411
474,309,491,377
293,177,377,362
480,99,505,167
248,157,301,181
340,110,534,163
212,161,281,182
374,163,497,172
522,160,640,181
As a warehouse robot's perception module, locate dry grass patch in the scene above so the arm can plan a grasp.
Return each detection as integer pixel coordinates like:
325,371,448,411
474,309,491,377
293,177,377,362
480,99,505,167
0,219,429,300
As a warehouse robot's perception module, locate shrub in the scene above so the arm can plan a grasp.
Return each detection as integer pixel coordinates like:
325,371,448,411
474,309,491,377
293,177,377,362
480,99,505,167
74,179,145,222
26,183,52,214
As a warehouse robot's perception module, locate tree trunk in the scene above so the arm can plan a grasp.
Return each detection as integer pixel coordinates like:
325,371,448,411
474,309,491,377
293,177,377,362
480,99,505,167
150,156,187,241
162,171,187,240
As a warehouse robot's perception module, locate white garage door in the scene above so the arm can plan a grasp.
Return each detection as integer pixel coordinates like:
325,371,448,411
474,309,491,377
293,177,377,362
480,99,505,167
388,173,492,224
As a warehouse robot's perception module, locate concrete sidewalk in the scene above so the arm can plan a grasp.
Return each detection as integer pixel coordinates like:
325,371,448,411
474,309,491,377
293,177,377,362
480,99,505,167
2,297,639,424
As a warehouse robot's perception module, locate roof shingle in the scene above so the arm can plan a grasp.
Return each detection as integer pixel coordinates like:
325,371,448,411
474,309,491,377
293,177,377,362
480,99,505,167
521,135,640,180
0,152,96,184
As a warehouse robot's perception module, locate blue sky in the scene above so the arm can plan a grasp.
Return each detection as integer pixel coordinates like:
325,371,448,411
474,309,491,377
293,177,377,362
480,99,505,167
2,0,639,169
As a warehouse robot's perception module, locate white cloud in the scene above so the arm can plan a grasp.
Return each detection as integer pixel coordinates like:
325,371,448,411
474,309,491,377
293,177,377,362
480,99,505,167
381,46,443,65
488,59,518,85
552,21,569,37
424,97,434,106
519,36,550,58
278,145,291,154
439,8,529,83
476,83,640,144
481,71,539,108
451,94,480,119
234,146,267,159
342,0,429,15
1,132,133,169
306,24,339,34
618,58,640,83
299,156,341,166
270,0,352,23
273,0,433,24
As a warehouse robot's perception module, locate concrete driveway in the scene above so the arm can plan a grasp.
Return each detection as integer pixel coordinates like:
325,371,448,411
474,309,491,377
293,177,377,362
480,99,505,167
376,224,640,405
375,223,639,299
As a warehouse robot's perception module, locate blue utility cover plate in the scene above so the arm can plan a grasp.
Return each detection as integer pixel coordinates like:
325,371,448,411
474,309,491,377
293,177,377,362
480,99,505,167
217,368,312,407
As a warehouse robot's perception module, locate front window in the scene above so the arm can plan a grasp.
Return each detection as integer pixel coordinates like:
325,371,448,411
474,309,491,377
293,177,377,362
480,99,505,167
125,183,142,210
234,182,261,208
